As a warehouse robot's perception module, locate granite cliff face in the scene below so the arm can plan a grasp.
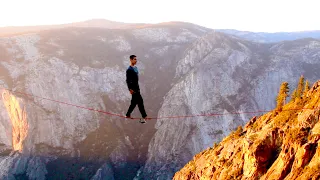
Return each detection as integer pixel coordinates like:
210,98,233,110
0,21,320,179
0,23,208,179
174,80,320,180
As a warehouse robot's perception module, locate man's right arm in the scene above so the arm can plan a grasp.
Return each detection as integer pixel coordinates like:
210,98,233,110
126,69,134,91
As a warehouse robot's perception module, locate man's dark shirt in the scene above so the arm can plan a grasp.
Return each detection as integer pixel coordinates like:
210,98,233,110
126,66,140,92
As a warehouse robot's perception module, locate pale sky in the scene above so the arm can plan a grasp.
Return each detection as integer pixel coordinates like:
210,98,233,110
0,0,319,32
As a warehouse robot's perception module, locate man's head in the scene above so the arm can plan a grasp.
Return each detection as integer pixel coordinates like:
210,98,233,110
130,55,137,66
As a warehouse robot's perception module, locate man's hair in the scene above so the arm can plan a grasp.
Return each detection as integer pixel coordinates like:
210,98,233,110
130,55,136,60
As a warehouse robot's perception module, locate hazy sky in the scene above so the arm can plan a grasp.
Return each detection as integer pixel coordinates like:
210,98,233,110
1,0,319,32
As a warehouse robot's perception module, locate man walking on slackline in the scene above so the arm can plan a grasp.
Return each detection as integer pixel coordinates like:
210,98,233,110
125,55,148,123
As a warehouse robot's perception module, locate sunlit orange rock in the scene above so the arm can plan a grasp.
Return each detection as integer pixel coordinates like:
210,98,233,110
174,81,320,180
2,90,28,152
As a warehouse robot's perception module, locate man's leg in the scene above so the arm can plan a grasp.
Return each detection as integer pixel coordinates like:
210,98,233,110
126,94,137,118
136,92,147,118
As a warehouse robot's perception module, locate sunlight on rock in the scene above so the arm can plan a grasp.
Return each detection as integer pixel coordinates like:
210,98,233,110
2,90,28,152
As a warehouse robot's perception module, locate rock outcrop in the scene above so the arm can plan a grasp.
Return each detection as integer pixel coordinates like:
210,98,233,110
174,80,320,179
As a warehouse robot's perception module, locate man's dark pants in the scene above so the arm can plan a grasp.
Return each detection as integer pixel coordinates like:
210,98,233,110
126,91,147,118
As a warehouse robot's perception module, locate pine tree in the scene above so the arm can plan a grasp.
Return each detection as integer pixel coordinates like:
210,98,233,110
276,82,289,111
291,89,297,102
296,75,305,99
303,80,310,97
291,75,305,102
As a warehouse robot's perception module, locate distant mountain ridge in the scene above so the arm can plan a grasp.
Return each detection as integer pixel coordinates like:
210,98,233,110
217,29,320,43
0,19,148,37
1,18,320,43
